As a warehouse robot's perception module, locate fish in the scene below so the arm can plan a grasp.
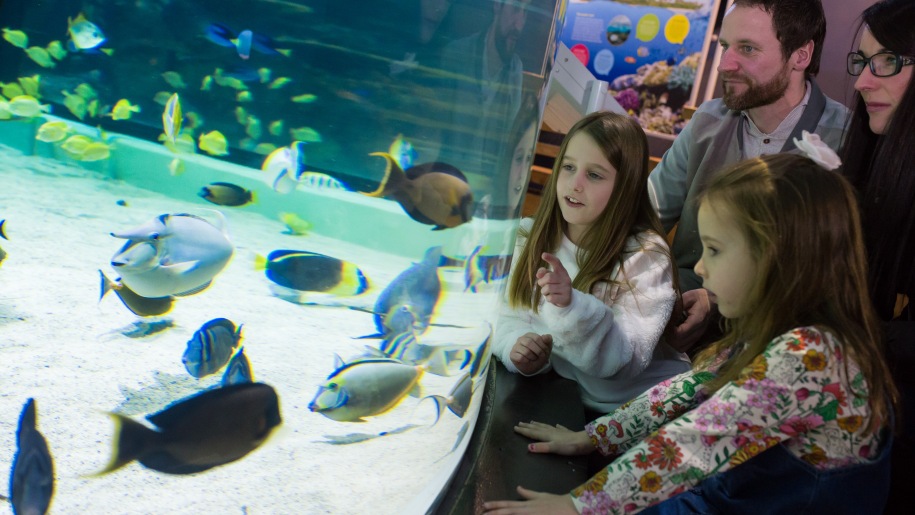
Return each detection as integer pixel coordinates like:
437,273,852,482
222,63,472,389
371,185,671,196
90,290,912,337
212,68,249,90
78,141,113,162
375,331,471,376
637,46,649,58
198,182,254,207
109,212,234,298
261,141,306,193
2,28,28,48
257,68,271,83
308,359,424,422
184,111,203,129
161,93,181,146
278,212,311,235
99,270,175,317
7,95,49,117
222,347,254,386
61,90,87,120
198,130,229,156
17,75,40,97
0,244,6,266
0,219,7,239
0,100,11,120
291,93,317,103
46,41,66,60
24,47,55,68
365,153,474,230
67,13,105,51
236,90,253,103
200,75,213,91
253,142,277,155
9,398,54,515
117,318,175,338
425,372,474,424
161,71,186,89
624,56,636,64
87,98,99,118
74,83,97,100
168,158,185,176
289,126,321,142
245,116,261,139
366,246,442,338
182,317,243,378
59,135,94,156
35,121,71,143
153,91,173,106
95,382,281,475
2,81,24,98
109,99,140,120
267,77,292,89
268,120,283,136
256,250,368,297
388,134,417,169
205,23,285,59
463,245,487,293
298,172,347,190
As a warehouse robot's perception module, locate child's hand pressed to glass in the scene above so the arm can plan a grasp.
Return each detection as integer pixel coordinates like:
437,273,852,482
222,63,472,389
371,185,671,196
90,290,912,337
536,252,571,308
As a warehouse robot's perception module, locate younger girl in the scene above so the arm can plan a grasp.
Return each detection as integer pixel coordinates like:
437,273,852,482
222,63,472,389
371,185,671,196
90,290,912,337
484,151,898,514
492,111,690,414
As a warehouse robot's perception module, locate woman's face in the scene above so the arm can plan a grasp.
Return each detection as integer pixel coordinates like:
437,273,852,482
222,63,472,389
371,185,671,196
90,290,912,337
508,124,537,212
854,29,913,135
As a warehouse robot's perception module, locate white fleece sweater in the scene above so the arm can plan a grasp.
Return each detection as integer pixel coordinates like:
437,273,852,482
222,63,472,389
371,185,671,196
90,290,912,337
492,219,691,412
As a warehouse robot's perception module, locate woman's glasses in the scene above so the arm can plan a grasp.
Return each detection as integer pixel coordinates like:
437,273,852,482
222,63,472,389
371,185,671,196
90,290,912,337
847,51,915,77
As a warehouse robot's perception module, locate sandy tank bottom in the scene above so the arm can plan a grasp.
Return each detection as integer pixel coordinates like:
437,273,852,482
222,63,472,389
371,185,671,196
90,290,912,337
0,144,500,514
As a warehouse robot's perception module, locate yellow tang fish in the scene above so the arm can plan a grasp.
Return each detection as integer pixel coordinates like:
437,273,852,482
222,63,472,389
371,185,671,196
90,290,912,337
236,90,252,103
60,134,94,155
17,75,40,98
162,93,182,145
75,83,97,100
46,40,67,60
162,71,187,89
200,75,213,91
278,212,312,235
253,142,277,155
153,91,173,106
268,120,283,136
25,47,55,68
198,130,228,156
36,121,71,142
257,67,271,83
79,141,112,162
1,82,24,99
234,106,247,125
289,126,321,142
168,158,185,176
290,93,316,104
109,99,140,120
0,100,13,120
87,98,99,118
2,28,28,49
267,77,291,89
245,116,261,139
61,90,87,120
7,95,49,117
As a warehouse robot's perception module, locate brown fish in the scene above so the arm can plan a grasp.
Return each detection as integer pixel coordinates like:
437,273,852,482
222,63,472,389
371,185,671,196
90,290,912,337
98,270,174,317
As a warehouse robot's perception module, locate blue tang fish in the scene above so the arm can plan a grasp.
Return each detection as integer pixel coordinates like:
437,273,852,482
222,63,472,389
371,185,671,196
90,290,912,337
222,347,254,386
308,359,424,422
366,246,442,338
95,383,281,475
425,372,474,424
109,212,233,298
182,318,243,378
9,398,54,515
205,23,283,59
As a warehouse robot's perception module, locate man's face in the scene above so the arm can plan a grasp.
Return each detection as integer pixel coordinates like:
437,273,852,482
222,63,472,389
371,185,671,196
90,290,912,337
494,1,529,60
717,5,793,111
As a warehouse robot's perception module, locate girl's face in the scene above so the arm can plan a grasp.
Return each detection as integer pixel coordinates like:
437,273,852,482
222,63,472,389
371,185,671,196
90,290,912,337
694,200,758,319
854,29,913,135
508,123,537,211
556,132,617,245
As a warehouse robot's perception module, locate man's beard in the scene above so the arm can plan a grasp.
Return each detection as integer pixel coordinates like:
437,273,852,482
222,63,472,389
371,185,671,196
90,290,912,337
722,64,791,111
495,30,519,62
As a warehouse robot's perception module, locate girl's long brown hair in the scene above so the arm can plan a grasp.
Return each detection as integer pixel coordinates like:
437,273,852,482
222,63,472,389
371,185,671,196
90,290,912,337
507,111,678,314
694,154,898,432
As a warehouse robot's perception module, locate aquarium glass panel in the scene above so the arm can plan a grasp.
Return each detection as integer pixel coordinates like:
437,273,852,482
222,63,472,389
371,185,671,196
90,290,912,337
0,0,562,513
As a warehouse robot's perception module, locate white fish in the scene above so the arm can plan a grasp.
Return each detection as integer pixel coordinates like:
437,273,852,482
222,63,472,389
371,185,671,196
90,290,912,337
261,141,306,193
109,212,233,298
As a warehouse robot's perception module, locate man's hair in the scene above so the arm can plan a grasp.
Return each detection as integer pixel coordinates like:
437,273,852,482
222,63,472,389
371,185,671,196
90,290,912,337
734,0,826,77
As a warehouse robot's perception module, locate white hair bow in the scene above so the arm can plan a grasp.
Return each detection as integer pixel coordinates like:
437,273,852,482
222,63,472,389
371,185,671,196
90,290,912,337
792,130,842,170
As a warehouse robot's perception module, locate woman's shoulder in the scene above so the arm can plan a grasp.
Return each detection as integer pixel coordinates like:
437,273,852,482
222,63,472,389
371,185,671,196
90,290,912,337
767,326,843,357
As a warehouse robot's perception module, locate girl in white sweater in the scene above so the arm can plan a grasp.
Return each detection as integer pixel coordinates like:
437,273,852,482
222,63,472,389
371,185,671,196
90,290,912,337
493,111,690,413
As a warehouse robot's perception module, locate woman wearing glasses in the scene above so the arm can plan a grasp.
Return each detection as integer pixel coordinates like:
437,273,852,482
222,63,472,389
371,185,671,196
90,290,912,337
840,0,915,513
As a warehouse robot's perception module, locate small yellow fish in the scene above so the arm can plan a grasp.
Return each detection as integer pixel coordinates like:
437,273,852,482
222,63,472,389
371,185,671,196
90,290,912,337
153,91,173,106
162,93,182,145
68,13,106,51
75,83,97,100
245,116,262,139
1,82,24,99
185,111,203,130
2,28,28,48
168,158,185,176
212,70,248,91
25,46,55,68
7,95,49,117
159,132,196,154
279,212,312,235
267,77,291,89
0,100,12,120
201,75,213,91
87,98,99,118
161,71,187,89
289,126,322,142
236,90,252,102
17,75,40,98
109,99,140,120
291,93,316,104
46,40,67,60
267,120,282,137
60,134,94,155
257,68,271,83
253,142,277,155
198,130,228,156
234,106,248,125
61,90,87,120
36,121,71,142
79,141,112,161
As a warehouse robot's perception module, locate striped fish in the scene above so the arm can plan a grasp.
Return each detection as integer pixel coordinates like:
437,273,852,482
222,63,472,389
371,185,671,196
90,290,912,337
182,318,242,378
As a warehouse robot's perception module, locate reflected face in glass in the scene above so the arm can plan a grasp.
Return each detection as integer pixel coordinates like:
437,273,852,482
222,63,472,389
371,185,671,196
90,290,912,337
420,0,452,43
556,132,617,245
695,201,758,319
508,123,537,211
854,29,914,135
494,0,530,60
717,5,792,111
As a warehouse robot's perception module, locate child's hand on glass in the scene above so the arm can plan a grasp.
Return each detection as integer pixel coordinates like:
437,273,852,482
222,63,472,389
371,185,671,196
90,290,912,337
514,421,596,456
510,332,553,375
536,252,571,308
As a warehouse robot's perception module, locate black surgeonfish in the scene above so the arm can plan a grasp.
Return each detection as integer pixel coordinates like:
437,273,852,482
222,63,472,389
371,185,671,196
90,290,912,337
182,318,242,378
255,250,368,295
95,382,281,475
364,152,474,230
10,398,54,515
98,270,175,317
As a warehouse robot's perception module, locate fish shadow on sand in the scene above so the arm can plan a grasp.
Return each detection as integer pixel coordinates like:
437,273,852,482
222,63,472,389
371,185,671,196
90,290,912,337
115,371,217,415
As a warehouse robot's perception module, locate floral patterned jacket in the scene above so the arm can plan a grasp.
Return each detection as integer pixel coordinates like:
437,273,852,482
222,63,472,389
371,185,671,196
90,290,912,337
572,326,884,514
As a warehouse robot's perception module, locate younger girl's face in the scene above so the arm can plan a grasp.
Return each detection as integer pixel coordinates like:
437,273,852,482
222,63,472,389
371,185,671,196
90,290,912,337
556,132,617,245
694,200,758,318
